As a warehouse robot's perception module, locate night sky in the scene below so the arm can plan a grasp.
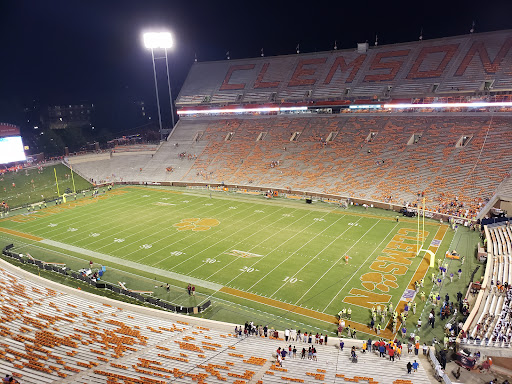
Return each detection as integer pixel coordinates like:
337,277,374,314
0,0,511,128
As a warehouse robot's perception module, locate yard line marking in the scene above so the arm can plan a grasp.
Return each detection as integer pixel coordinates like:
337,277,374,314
12,187,147,234
222,210,340,286
200,209,317,278
44,194,212,251
42,191,207,243
135,200,276,264
290,218,381,304
322,222,399,312
95,198,227,250
105,198,236,255
10,189,232,264
245,213,348,291
144,205,289,267
185,209,302,274
52,190,211,245
22,186,185,237
11,189,174,241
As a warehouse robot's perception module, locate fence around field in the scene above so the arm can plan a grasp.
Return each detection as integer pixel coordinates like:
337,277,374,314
2,243,211,315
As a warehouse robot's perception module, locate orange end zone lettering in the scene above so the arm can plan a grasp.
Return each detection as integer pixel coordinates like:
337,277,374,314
342,288,392,309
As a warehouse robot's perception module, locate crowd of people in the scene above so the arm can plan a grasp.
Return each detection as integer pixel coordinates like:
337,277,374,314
400,192,486,221
178,152,197,160
195,170,215,179
339,337,429,374
490,284,512,344
233,322,330,346
432,194,486,220
274,345,318,366
465,282,512,346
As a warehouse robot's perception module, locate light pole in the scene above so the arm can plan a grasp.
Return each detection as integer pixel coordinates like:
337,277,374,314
164,48,175,128
143,31,174,140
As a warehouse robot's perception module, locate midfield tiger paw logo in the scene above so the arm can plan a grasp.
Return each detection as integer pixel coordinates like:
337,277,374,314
360,272,399,292
173,218,220,231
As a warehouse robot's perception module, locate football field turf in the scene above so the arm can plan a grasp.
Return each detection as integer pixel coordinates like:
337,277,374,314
0,163,91,208
0,185,451,334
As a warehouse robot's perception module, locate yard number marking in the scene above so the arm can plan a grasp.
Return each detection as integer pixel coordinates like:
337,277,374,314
282,276,303,284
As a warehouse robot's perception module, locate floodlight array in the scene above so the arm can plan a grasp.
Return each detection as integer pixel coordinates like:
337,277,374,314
143,32,173,49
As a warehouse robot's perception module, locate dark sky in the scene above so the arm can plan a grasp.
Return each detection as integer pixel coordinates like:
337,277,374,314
0,0,511,123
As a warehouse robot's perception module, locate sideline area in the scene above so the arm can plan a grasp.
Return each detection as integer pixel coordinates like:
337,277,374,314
40,238,224,291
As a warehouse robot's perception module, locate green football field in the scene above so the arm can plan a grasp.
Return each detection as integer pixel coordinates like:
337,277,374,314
0,163,92,208
0,185,454,335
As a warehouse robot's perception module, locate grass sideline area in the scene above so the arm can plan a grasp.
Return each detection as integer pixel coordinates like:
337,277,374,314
1,163,92,208
0,185,481,341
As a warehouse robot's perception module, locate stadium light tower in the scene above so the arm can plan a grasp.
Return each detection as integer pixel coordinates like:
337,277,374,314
142,31,175,139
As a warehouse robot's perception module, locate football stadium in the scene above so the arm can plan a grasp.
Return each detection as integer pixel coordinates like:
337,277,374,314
0,28,512,384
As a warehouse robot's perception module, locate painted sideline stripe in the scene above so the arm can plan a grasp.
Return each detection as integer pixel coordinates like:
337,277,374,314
0,228,43,242
39,238,223,291
219,286,397,339
220,286,337,324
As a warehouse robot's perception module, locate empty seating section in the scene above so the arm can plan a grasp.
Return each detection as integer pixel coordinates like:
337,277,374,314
0,266,192,383
0,265,434,384
68,121,211,184
465,224,512,348
176,113,511,218
66,111,512,219
112,144,160,153
69,153,155,184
